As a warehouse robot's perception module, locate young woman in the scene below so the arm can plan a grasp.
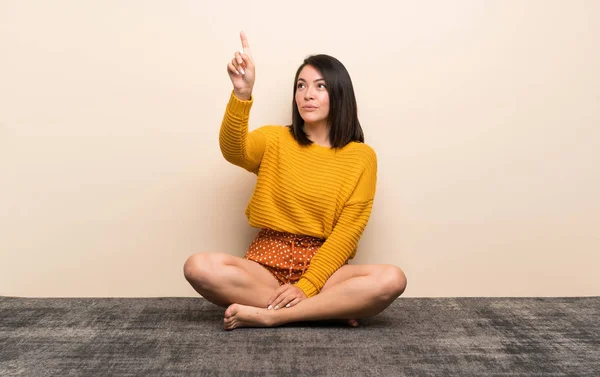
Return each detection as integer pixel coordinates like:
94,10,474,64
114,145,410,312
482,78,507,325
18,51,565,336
184,32,407,330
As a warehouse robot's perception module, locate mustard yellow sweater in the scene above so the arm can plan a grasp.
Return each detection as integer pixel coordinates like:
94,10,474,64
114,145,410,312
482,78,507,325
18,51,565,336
219,92,377,298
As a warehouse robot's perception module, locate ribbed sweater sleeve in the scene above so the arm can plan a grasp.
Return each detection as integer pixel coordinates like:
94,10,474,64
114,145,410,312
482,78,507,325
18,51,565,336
219,91,267,173
295,149,378,297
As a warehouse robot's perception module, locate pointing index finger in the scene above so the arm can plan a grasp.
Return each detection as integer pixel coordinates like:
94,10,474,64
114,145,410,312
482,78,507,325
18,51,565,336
240,31,252,56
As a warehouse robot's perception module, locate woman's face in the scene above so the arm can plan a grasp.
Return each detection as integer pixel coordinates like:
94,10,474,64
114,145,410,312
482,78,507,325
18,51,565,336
295,65,330,127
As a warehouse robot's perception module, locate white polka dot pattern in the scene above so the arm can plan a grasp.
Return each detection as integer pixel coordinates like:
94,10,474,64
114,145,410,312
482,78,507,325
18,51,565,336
244,228,325,285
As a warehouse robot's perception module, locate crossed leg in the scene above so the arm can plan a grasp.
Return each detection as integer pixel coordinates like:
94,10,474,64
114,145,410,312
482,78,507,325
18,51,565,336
183,252,407,330
183,252,280,309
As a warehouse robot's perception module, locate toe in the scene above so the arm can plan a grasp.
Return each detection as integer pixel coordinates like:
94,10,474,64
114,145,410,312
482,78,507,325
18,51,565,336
224,303,239,319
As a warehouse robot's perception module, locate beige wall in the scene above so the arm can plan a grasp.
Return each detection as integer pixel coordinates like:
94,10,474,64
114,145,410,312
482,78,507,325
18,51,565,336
1,1,598,297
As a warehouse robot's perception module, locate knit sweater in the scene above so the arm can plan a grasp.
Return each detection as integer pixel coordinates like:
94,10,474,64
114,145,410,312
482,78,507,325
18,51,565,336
219,91,377,298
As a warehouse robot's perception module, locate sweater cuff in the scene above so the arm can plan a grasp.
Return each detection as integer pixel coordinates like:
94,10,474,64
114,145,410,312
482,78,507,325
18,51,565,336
227,91,253,117
295,277,319,298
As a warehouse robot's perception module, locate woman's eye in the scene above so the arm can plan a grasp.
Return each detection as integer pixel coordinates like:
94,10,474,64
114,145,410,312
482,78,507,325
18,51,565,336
297,82,326,89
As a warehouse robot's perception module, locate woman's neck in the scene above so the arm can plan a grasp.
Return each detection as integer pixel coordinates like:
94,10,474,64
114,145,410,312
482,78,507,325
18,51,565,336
303,122,331,147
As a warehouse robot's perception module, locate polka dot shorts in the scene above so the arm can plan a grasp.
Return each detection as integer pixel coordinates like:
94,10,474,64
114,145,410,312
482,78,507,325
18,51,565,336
244,228,325,285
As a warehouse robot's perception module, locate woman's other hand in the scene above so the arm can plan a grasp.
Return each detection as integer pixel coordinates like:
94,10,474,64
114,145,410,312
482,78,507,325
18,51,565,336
227,31,255,101
267,284,307,310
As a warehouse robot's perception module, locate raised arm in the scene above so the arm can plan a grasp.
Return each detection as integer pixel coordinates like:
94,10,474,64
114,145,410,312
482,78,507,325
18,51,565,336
219,32,265,173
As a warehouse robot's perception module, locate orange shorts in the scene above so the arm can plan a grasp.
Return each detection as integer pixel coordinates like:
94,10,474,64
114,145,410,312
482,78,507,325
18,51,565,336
244,228,325,285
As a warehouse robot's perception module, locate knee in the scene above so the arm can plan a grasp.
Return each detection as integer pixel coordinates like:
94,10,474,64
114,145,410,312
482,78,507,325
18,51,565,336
183,252,222,286
378,265,407,301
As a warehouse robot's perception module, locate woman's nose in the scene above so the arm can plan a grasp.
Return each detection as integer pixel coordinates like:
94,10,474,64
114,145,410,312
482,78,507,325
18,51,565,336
304,87,314,100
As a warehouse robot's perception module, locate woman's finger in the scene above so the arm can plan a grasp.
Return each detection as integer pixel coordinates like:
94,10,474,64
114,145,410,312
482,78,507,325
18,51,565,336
231,58,240,73
240,31,252,57
232,57,245,76
270,286,295,310
234,51,244,66
234,52,245,75
268,295,282,310
240,52,253,71
267,285,288,309
274,287,303,310
285,297,301,308
272,292,292,310
227,61,239,75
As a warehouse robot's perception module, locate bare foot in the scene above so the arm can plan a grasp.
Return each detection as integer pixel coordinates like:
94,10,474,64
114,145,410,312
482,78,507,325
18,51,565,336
347,319,359,327
223,303,274,330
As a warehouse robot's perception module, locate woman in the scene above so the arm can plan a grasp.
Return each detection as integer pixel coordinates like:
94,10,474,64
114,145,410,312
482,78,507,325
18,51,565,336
184,32,407,330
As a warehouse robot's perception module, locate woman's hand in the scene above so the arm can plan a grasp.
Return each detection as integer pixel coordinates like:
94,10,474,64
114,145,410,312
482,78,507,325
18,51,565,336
267,284,307,310
227,31,255,101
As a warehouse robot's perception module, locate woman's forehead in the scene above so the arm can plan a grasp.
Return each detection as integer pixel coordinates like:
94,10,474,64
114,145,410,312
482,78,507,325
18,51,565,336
298,65,324,80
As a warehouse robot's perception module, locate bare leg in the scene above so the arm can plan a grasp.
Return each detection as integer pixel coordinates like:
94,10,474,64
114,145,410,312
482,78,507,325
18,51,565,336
316,263,370,327
223,264,407,330
183,252,279,308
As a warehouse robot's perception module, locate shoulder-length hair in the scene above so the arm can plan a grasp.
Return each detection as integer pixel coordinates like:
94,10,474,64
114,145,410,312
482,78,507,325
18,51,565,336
289,54,364,148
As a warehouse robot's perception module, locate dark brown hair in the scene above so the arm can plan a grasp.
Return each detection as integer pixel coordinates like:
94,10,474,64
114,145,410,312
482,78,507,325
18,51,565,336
289,54,364,148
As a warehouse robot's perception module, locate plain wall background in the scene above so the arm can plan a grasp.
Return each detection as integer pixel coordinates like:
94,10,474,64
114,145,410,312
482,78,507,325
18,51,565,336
1,0,598,297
